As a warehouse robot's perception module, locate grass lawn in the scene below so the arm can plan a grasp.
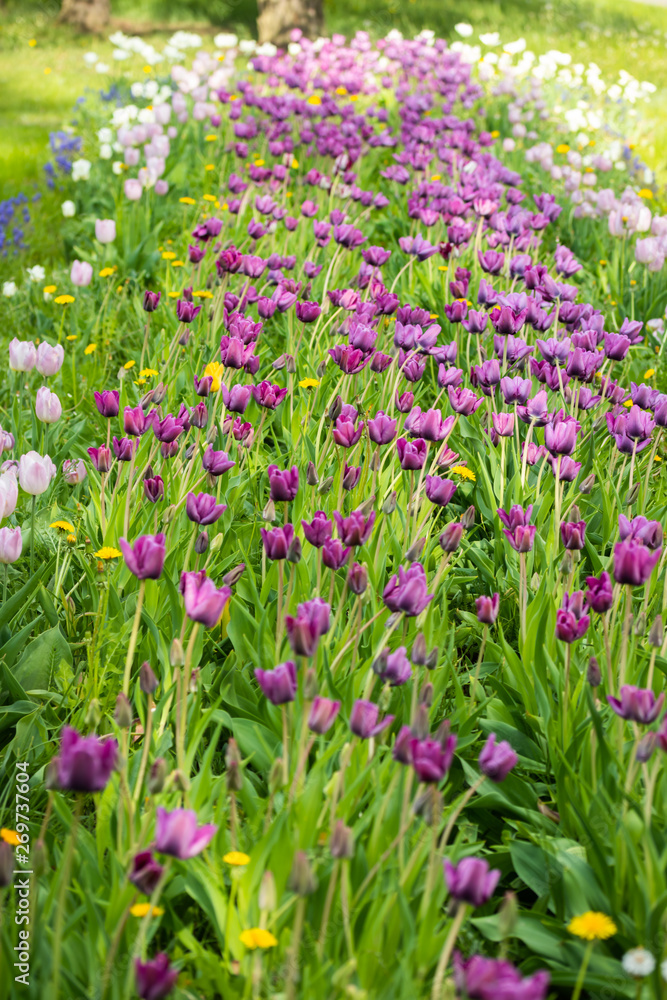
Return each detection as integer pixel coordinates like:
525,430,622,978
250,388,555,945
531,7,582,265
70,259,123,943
0,0,666,201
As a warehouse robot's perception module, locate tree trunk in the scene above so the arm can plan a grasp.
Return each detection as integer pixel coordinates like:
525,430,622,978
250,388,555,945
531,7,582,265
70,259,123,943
257,0,324,46
59,0,110,32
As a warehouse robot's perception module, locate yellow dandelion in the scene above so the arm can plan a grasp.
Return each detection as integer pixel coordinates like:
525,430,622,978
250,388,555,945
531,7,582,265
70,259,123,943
28,39,37,47
179,197,196,205
451,465,476,482
254,158,265,167
599,260,607,266
130,903,164,917
204,361,224,392
203,194,217,202
644,369,655,379
44,284,56,294
431,174,442,181
430,312,439,319
100,267,116,278
66,335,77,341
567,912,616,941
94,547,122,560
44,68,51,75
193,290,214,299
630,279,637,286
124,360,136,370
168,291,180,299
55,295,75,305
67,534,76,544
50,521,75,533
299,378,320,389
623,399,633,408
291,158,299,169
1,829,21,846
655,455,662,463
162,251,176,260
205,134,217,142
142,65,152,74
307,94,321,105
140,368,158,378
438,265,448,272
171,261,184,268
335,86,348,95
556,143,570,154
240,928,278,950
490,130,500,139
205,165,215,172
350,95,359,102
134,379,146,386
638,188,654,199
84,344,97,356
224,851,250,866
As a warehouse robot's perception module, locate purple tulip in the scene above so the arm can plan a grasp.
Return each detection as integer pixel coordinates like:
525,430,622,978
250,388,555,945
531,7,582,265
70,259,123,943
478,733,518,782
143,290,161,312
608,686,665,724
308,697,341,734
267,464,299,502
347,562,368,594
202,447,235,477
453,953,550,1000
497,505,536,553
154,806,217,858
333,509,375,547
322,538,351,570
555,591,590,643
614,539,661,586
285,598,331,656
112,437,135,462
476,593,499,625
491,412,515,437
448,386,483,415
396,437,427,471
52,726,118,792
368,411,398,445
135,953,179,1000
255,661,297,705
129,851,165,895
144,475,164,503
425,475,458,507
94,390,120,418
180,570,231,627
123,405,154,437
544,410,580,456
444,856,501,907
333,416,364,448
295,300,321,323
377,646,412,686
222,384,253,414
383,563,433,617
619,514,663,549
252,381,288,410
411,735,457,782
561,520,586,550
301,511,333,548
585,571,613,613
261,524,294,561
349,699,394,739
186,492,227,525
119,534,166,580
176,299,201,324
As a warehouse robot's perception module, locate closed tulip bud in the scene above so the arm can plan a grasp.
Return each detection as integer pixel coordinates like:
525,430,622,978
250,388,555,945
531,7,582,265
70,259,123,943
637,732,657,763
347,561,368,594
285,355,297,374
195,530,209,554
405,536,426,562
148,758,168,793
223,563,246,586
412,703,430,739
153,383,167,405
330,820,354,859
579,473,595,494
461,505,476,530
263,498,276,522
170,637,184,668
649,615,663,648
318,475,334,495
226,739,243,791
162,504,177,525
587,656,602,687
382,491,397,514
287,535,302,563
411,633,427,665
114,693,133,728
414,785,442,826
372,648,388,676
329,395,343,422
425,646,439,670
140,389,156,410
439,522,463,552
140,661,158,695
419,681,434,707
358,497,376,517
498,891,519,938
86,698,101,728
259,871,276,911
559,551,573,575
625,482,640,506
179,327,192,347
635,612,646,637
289,850,317,895
316,359,328,379
306,461,319,485
172,769,190,792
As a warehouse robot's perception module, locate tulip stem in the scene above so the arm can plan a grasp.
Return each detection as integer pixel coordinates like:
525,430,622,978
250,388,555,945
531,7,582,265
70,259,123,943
562,644,572,748
286,897,306,1000
177,622,200,774
470,625,488,704
281,704,289,787
431,901,467,1000
50,795,83,1000
123,448,137,537
132,694,154,807
439,776,484,852
317,859,339,957
619,584,633,688
2,564,7,604
571,941,594,1000
122,580,145,697
30,494,36,576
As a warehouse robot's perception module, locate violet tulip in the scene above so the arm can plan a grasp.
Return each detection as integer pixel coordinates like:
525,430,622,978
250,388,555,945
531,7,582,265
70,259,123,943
333,509,375,547
52,726,118,792
383,563,433,617
308,697,341,734
444,856,501,907
614,539,661,586
267,464,299,502
154,806,217,858
129,851,165,896
476,593,499,625
180,570,231,627
349,699,394,739
94,390,120,418
285,598,330,656
0,526,22,564
608,685,665,724
478,733,518,782
119,533,166,580
261,524,294,560
202,447,235,476
186,492,227,525
255,661,297,704
301,511,332,547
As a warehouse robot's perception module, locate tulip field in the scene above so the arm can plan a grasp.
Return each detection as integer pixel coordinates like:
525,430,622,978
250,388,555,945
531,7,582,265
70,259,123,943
1,15,667,1000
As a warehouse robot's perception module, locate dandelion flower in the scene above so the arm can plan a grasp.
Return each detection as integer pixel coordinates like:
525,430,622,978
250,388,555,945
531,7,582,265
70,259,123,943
567,912,617,941
1,829,21,846
140,368,158,378
307,95,321,105
84,344,97,356
224,851,250,866
100,267,116,278
204,136,217,143
299,378,320,389
50,521,75,533
95,547,122,560
638,189,654,199
622,947,655,978
556,144,570,154
161,251,177,260
644,369,655,379
240,928,278,949
452,465,476,482
54,295,75,305
204,361,224,392
44,285,57,294
124,360,136,370
66,335,77,341
130,903,164,917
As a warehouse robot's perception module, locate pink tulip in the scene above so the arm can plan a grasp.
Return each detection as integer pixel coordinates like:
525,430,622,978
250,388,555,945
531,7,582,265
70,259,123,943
0,527,22,564
35,341,64,377
95,218,116,243
70,260,93,287
35,386,62,424
18,452,56,495
9,338,36,372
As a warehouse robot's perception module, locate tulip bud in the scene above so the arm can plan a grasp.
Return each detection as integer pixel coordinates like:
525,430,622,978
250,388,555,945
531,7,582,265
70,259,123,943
569,504,581,523
579,473,595,494
419,681,434,707
272,354,288,370
289,850,317,895
586,656,601,687
634,611,646,637
382,491,397,514
625,482,640,506
286,535,302,563
316,359,328,379
306,461,319,486
33,838,48,876
263,498,276,522
460,505,475,530
259,870,277,911
537,800,560,823
285,354,296,374
370,449,380,471
649,615,663,648
45,758,59,790
223,563,246,586
439,522,463,552
412,703,430,739
170,637,184,668
162,503,177,525
179,327,192,347
152,382,167,405
140,389,156,410
226,739,243,791
358,496,376,517
425,646,439,670
172,769,190,792
329,395,343,422
140,661,158,695
195,530,209,554
498,891,519,938
435,719,451,749
148,757,168,794
210,533,224,553
184,443,196,461
413,785,442,826
636,732,657,763
114,693,133,728
559,551,573,575
372,647,389,676
411,633,427,665
318,475,334,495
330,820,354,859
405,536,426,563
86,697,101,728
206,427,218,445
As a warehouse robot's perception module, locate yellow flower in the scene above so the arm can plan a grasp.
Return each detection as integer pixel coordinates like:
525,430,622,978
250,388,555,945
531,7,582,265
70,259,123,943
599,259,607,266
638,188,654,199
44,68,51,75
171,261,184,267
567,912,616,941
67,534,76,544
162,251,177,260
623,399,633,408
240,928,278,949
307,94,321,105
55,295,75,305
203,194,217,201
438,265,448,272
224,851,250,866
291,158,299,169
94,547,122,560
430,313,439,319
50,520,75,533
431,174,441,181
193,290,213,299
179,197,196,205
299,378,320,389
644,369,655,379
130,903,164,917
350,95,359,102
84,344,97,355
100,267,116,277
490,130,500,138
556,143,570,154
1,829,21,846
124,360,136,370
335,86,348,95
205,164,215,171
204,361,224,392
168,291,180,299
143,65,152,74
205,135,217,142
253,158,265,167
140,368,158,377
28,39,37,47
66,335,77,341
44,284,56,294
451,465,476,482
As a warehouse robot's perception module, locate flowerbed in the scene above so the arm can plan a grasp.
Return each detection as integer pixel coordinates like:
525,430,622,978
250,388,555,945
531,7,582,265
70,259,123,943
1,23,667,1000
